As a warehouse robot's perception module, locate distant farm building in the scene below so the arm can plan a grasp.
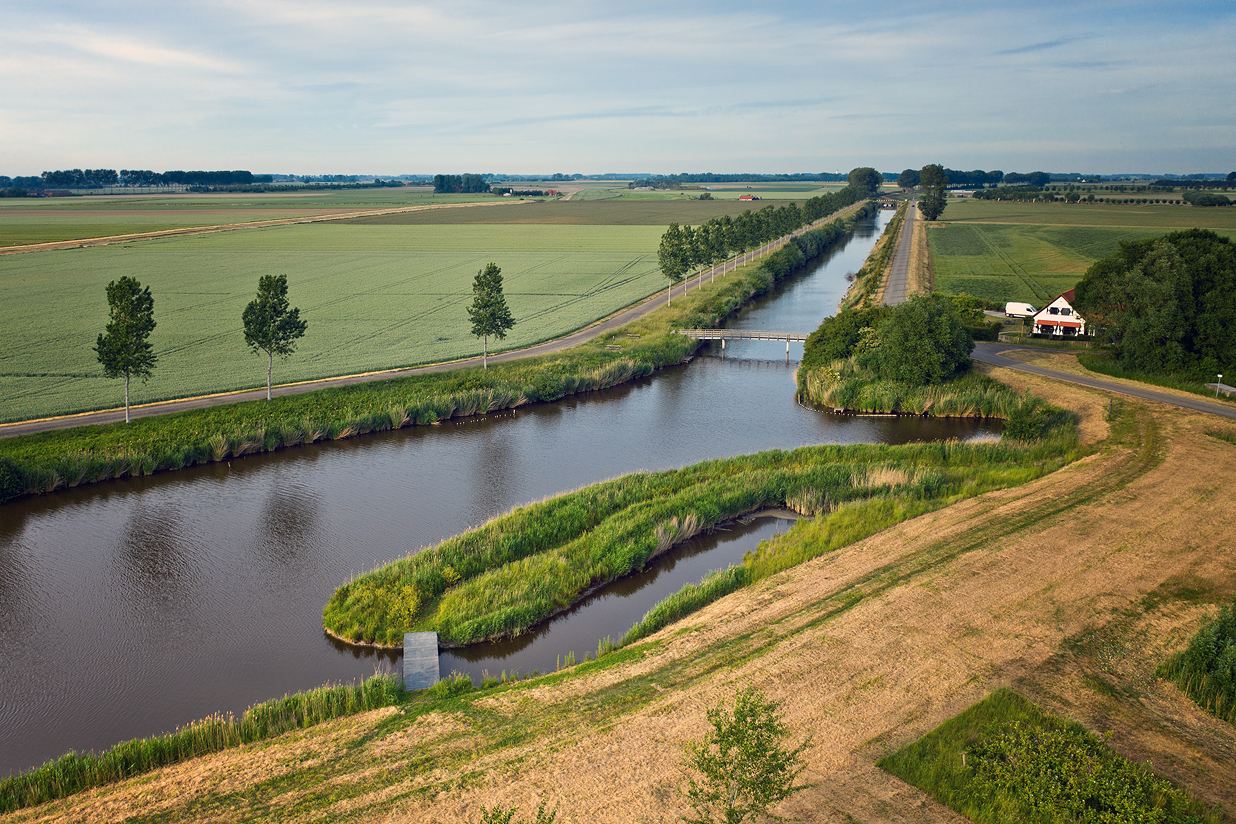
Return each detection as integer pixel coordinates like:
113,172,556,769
738,194,760,201
1033,289,1087,336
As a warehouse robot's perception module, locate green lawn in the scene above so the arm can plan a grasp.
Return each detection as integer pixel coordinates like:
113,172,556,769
0,223,666,422
929,200,1236,304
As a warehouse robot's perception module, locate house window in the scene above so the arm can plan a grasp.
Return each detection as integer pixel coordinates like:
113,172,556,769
1061,307,1072,316
1049,307,1060,315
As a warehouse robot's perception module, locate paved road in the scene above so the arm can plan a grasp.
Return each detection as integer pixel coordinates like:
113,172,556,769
973,342,1236,420
882,201,915,306
0,205,861,439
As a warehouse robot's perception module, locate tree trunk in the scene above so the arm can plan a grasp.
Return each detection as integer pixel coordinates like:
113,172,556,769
483,334,488,370
124,372,131,424
267,351,273,401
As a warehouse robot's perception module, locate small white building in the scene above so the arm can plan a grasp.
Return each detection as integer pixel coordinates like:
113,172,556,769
1033,288,1086,336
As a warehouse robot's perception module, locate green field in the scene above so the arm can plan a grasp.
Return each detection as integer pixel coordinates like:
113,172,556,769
342,199,770,225
0,189,499,247
929,200,1236,303
0,222,666,422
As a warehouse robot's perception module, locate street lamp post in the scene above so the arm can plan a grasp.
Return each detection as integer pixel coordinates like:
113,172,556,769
1218,374,1224,398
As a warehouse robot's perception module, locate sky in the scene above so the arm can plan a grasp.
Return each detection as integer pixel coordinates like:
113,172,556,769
2,0,1233,176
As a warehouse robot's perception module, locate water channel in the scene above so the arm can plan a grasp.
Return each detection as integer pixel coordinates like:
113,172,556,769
0,209,1000,777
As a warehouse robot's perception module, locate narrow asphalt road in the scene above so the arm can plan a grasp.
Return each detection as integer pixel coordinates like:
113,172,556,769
973,342,1236,420
0,207,857,439
882,201,915,306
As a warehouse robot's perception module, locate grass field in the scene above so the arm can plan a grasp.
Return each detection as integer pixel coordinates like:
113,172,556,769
0,223,665,422
0,189,499,247
928,200,1236,304
340,199,768,225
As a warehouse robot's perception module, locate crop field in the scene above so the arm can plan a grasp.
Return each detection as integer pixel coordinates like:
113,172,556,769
0,189,498,247
0,223,665,422
929,200,1236,303
342,198,764,225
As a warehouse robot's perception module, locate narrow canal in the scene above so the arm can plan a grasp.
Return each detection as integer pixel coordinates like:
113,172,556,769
0,208,998,777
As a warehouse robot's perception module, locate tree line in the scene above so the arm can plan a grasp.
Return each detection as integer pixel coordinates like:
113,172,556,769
655,180,872,301
432,174,491,193
18,169,272,189
92,265,516,422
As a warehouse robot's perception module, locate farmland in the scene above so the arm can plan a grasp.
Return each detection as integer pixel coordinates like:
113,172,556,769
0,222,666,422
928,199,1236,303
0,188,498,247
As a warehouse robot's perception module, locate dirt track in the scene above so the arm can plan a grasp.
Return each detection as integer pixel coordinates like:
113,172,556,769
11,365,1236,823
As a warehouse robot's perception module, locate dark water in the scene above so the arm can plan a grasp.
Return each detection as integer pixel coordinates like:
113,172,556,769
0,210,999,777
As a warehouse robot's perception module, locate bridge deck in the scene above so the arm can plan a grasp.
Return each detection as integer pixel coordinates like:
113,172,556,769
676,329,809,342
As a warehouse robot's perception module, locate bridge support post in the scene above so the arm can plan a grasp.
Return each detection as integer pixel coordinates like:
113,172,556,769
786,339,790,363
721,338,725,359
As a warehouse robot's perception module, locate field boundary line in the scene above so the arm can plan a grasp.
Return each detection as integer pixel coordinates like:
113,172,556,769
0,199,534,256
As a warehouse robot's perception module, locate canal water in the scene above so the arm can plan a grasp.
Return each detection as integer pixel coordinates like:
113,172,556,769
0,209,998,777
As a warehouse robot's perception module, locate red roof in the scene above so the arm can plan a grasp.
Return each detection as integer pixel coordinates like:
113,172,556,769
1060,288,1076,302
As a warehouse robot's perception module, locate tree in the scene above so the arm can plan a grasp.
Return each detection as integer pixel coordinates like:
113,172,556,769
95,276,157,423
682,687,812,824
896,168,919,189
467,262,515,369
658,223,690,305
243,275,308,401
859,294,974,385
917,163,949,220
847,166,881,197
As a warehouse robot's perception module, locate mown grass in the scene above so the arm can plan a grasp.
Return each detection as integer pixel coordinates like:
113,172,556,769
1158,594,1236,725
0,673,401,815
324,430,1080,647
0,213,864,502
878,688,1219,824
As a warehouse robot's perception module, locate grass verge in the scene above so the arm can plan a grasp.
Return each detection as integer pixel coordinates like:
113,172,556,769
0,209,870,505
1078,352,1236,404
877,688,1219,824
0,673,401,815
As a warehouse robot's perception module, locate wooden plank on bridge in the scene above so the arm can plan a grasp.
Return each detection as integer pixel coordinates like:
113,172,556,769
403,632,440,692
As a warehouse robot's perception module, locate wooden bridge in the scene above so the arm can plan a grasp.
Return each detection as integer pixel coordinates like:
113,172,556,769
677,328,809,360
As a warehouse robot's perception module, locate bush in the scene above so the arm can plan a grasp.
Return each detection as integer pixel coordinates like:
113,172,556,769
1159,594,1236,724
858,294,974,386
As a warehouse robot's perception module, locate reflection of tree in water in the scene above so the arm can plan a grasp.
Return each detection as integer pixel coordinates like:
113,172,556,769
252,483,322,575
0,533,38,651
115,502,198,616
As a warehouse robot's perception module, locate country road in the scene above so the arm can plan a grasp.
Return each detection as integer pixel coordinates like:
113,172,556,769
882,199,915,305
973,342,1236,420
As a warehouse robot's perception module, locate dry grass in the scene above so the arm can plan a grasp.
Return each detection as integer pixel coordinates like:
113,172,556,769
908,213,933,296
9,372,1236,823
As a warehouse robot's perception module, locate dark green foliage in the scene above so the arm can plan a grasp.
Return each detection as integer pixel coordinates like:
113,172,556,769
1159,594,1236,724
243,274,308,401
659,223,691,297
897,168,920,189
847,166,882,196
94,276,157,423
0,457,23,504
0,674,401,815
879,689,1216,824
859,295,974,386
468,263,516,368
1183,191,1231,207
683,687,811,824
1003,394,1069,441
918,164,949,220
1074,229,1236,379
800,306,892,368
433,173,489,193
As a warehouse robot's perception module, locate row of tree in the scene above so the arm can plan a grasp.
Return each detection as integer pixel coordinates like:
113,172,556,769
26,169,270,189
94,265,517,421
654,182,872,299
432,174,490,194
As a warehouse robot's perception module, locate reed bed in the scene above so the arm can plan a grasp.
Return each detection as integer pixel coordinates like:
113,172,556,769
0,212,867,505
1158,594,1236,725
0,673,401,815
620,565,750,646
325,432,1082,647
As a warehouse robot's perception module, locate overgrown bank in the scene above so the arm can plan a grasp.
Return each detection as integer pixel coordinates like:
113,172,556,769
0,205,874,505
325,427,1081,648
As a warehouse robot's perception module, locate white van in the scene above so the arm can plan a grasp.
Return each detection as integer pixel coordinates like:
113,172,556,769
1004,302,1036,318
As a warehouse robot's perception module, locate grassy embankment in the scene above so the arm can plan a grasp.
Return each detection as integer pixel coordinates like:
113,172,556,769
838,202,905,311
324,420,1081,648
0,674,401,815
0,208,870,504
878,689,1219,823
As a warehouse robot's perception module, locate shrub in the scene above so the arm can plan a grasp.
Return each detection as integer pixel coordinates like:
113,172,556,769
1159,594,1236,724
858,294,974,386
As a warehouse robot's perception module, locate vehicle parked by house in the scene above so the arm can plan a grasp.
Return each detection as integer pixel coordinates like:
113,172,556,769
1004,302,1036,318
1033,289,1087,336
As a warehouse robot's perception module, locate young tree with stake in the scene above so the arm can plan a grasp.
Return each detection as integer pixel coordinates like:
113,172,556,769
467,262,515,369
95,276,157,424
243,274,307,400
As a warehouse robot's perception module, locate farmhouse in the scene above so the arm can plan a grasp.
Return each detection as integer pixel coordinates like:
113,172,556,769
738,194,760,201
1033,288,1086,336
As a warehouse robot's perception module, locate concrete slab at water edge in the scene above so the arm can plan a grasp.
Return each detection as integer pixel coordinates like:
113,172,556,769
403,632,440,691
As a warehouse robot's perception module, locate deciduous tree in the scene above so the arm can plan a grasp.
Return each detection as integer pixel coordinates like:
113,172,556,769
658,223,689,305
95,276,157,423
243,274,307,401
467,263,515,369
917,163,949,220
847,166,881,196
